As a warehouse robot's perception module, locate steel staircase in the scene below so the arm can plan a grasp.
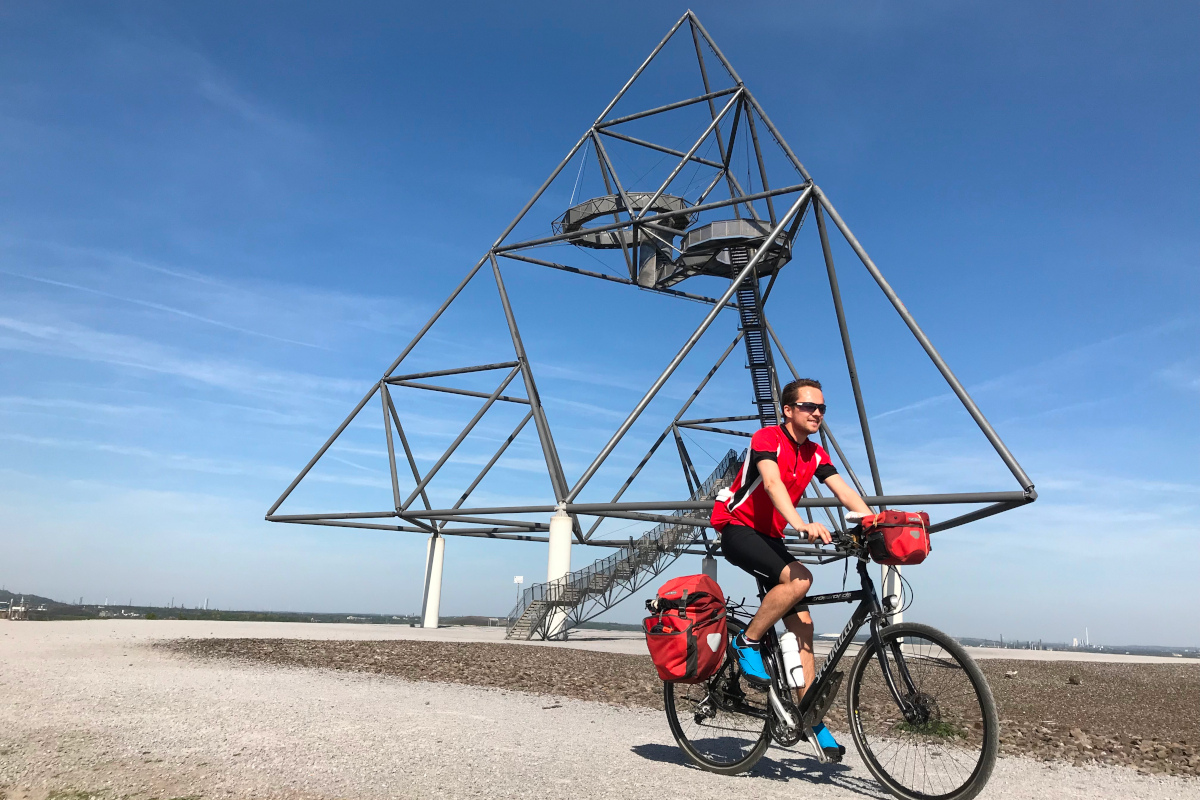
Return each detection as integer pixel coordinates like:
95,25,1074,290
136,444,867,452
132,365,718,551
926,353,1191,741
732,246,780,428
505,448,742,640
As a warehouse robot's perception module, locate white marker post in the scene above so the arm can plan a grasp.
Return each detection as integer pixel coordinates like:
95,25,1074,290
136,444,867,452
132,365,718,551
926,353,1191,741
514,575,524,606
882,565,902,627
545,508,573,640
421,533,445,629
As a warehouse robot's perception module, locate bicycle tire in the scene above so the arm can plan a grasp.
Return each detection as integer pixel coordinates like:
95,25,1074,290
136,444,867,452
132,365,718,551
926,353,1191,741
846,622,998,800
663,618,771,775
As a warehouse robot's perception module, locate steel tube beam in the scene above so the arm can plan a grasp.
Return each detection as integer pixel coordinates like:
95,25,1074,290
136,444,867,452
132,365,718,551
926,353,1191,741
819,422,868,499
438,531,548,542
745,104,776,224
592,12,692,126
268,510,399,521
739,91,813,182
399,367,521,510
502,251,634,286
596,86,740,128
688,12,815,184
635,90,742,221
410,514,548,529
294,519,549,541
497,252,736,308
265,383,379,516
390,362,518,382
805,476,843,530
762,314,872,501
593,331,742,519
382,256,489,378
814,203,884,498
689,19,743,220
384,386,433,515
589,132,636,278
695,168,727,205
566,186,812,502
815,188,1034,492
671,425,702,491
380,382,402,512
677,422,753,438
677,415,760,425
583,509,714,528
597,128,724,169
293,519,441,533
385,380,530,405
927,500,1026,534
271,490,1030,523
452,410,534,509
579,338,745,537
489,256,571,507
496,183,807,252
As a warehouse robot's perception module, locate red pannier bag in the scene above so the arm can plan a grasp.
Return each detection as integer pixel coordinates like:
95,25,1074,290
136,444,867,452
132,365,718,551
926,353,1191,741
643,574,727,683
863,510,931,565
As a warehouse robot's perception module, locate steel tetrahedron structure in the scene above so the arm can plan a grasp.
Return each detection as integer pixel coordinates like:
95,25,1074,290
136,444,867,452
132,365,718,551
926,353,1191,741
265,11,1036,639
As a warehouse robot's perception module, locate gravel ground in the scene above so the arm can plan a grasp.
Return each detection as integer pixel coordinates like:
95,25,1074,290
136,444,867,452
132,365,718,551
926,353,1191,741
1,622,1197,800
162,637,1200,778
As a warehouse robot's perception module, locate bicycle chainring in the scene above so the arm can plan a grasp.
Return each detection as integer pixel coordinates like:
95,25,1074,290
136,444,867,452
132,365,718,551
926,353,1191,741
769,711,804,747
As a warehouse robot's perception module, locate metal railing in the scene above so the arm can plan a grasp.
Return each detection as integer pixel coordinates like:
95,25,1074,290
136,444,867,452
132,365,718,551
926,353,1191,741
506,448,741,639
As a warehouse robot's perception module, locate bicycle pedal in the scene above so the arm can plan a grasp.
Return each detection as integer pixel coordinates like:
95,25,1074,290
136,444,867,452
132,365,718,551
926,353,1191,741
808,728,829,764
742,672,771,689
822,745,845,763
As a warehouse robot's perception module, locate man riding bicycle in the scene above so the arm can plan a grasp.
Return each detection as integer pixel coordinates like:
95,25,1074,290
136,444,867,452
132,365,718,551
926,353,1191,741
710,378,871,760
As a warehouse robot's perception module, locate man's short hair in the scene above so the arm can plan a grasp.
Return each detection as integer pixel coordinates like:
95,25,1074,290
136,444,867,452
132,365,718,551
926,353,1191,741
782,379,822,407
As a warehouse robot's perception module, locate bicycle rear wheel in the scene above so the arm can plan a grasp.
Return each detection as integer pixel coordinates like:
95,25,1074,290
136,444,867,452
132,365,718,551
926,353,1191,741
663,620,770,775
847,622,998,800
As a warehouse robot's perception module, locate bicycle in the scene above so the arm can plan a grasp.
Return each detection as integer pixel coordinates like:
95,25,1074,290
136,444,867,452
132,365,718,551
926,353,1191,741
658,527,999,800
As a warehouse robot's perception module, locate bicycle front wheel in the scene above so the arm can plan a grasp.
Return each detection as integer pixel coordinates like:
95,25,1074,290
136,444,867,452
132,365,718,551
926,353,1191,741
847,622,998,800
663,621,770,775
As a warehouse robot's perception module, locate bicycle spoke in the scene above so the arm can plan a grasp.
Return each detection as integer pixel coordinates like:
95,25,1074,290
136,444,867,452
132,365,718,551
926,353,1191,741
664,621,771,775
849,625,997,800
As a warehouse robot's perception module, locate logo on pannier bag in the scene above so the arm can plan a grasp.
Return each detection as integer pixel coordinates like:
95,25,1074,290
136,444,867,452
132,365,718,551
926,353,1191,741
706,633,722,652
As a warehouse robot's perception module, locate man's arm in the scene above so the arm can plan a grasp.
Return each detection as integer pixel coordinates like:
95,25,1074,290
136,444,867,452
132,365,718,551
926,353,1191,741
823,474,871,515
758,459,832,544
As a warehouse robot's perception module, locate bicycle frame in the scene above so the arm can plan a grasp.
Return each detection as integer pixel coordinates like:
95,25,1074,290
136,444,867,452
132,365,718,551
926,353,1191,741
733,558,922,733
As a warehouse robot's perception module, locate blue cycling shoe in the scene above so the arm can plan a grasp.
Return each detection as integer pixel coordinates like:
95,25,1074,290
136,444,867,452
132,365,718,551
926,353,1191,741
731,632,771,684
813,722,846,762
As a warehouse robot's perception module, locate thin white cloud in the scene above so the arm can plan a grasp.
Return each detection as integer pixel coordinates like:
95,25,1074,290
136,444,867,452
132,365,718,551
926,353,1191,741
542,396,627,419
0,432,391,490
0,396,159,415
0,315,361,400
869,317,1197,421
0,269,329,350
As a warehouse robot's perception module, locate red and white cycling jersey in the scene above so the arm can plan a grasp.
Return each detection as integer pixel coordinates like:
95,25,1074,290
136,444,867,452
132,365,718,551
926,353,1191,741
710,425,837,538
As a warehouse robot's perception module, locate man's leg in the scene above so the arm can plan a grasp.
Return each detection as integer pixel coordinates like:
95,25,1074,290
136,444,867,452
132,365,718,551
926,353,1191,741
782,605,844,759
745,561,812,641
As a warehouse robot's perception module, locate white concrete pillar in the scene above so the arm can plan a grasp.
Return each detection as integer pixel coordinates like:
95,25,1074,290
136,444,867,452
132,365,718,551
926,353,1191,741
882,565,903,627
421,534,445,629
701,555,718,581
545,508,573,639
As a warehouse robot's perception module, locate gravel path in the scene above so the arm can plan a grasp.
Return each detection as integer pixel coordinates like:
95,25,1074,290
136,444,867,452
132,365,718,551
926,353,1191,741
1,621,1197,800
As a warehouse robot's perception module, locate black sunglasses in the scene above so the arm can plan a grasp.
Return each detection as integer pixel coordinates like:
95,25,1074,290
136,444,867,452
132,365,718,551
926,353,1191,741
789,402,826,414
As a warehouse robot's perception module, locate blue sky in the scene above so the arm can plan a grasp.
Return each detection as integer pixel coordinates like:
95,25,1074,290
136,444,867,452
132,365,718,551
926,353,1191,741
1,2,1195,645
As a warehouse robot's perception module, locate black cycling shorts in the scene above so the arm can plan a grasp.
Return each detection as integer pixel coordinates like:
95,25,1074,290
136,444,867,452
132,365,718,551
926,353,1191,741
720,524,808,612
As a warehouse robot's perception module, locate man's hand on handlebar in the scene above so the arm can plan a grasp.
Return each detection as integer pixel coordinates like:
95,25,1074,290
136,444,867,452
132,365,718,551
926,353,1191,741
798,522,832,545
